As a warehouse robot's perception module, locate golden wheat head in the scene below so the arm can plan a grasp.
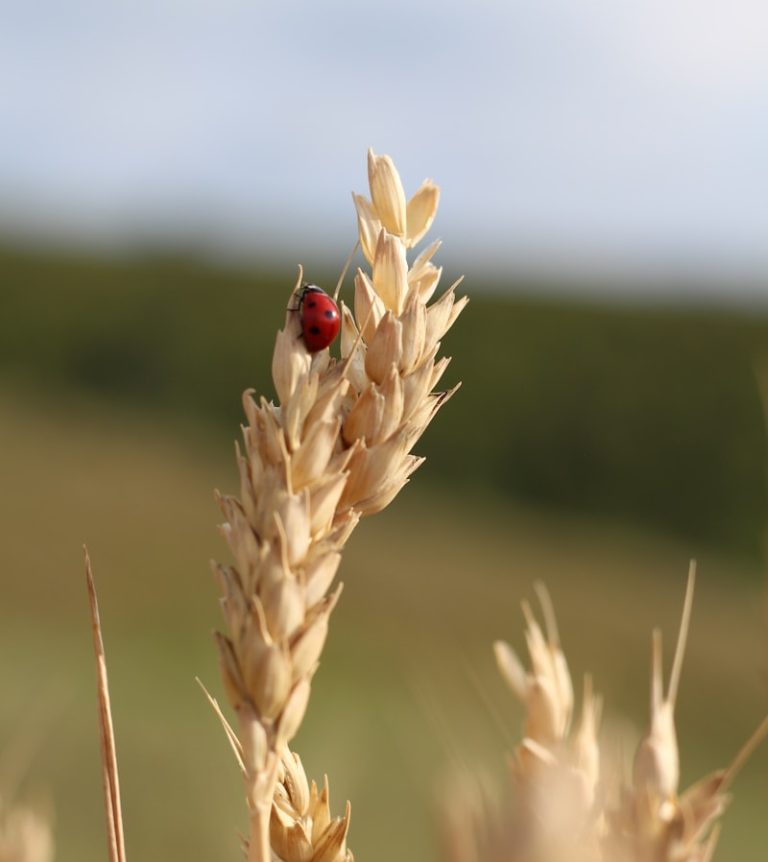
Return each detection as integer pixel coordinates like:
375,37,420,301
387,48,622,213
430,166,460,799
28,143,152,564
212,149,466,862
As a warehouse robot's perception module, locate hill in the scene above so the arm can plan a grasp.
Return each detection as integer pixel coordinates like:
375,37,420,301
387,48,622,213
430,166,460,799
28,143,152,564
1,243,767,559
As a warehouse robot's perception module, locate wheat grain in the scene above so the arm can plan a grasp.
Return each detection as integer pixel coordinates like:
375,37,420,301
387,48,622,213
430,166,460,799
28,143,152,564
212,149,466,862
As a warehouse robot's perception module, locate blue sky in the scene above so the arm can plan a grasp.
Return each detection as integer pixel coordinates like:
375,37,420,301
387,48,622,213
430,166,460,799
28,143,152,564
1,0,767,297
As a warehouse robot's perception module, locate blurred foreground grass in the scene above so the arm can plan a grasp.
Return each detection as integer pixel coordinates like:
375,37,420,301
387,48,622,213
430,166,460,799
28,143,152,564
1,385,766,862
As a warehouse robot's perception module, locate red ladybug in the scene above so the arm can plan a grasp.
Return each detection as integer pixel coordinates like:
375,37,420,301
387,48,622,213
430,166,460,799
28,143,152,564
297,284,341,352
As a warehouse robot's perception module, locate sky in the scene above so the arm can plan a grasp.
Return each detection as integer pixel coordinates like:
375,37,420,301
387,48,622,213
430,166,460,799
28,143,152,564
1,0,767,298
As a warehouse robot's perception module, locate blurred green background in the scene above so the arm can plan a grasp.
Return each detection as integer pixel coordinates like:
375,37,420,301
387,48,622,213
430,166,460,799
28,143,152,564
1,245,767,861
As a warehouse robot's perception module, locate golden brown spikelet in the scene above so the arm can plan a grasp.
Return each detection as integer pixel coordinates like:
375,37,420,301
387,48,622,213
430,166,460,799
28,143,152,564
212,150,465,861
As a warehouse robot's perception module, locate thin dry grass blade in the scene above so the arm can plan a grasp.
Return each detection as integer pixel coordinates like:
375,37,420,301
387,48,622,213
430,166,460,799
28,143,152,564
84,546,126,862
668,560,696,706
195,677,246,775
333,240,360,302
722,713,768,790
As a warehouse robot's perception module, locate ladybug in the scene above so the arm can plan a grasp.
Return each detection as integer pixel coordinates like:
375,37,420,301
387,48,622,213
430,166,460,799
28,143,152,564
297,284,341,352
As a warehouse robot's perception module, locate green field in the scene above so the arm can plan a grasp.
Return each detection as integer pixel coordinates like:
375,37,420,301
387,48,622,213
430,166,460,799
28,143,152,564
1,386,766,862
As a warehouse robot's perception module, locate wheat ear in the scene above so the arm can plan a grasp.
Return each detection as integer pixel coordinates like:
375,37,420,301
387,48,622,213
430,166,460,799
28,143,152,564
466,564,768,862
492,583,603,861
212,149,466,862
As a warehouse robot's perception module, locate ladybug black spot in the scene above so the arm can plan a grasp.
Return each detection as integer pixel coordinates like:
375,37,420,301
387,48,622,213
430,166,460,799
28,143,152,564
309,326,321,335
324,309,335,319
307,300,317,308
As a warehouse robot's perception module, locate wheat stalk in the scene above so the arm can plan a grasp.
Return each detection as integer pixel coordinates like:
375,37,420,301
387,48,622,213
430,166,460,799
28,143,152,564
446,563,768,862
212,149,466,862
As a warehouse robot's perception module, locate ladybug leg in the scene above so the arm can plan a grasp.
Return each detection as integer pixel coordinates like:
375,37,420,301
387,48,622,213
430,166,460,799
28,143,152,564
287,281,311,312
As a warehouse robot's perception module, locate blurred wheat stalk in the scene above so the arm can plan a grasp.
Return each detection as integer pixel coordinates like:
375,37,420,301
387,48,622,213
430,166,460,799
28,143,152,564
444,565,768,862
210,149,466,862
0,683,55,862
0,799,52,862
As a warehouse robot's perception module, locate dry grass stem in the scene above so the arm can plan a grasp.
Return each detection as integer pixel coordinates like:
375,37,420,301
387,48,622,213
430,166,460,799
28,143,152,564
212,149,465,861
446,562,768,862
84,548,126,862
